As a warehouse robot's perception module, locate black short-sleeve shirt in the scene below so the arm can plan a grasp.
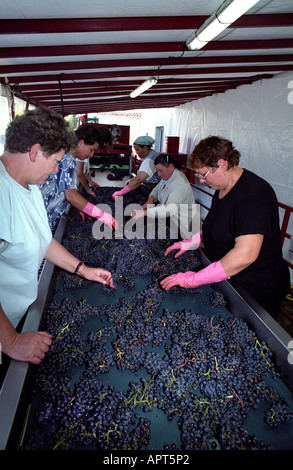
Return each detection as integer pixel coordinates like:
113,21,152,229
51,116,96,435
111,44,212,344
202,169,290,313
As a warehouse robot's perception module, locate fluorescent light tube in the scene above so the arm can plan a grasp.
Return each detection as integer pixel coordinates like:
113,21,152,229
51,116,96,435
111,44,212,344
187,0,261,50
188,21,227,50
218,0,261,23
129,76,158,98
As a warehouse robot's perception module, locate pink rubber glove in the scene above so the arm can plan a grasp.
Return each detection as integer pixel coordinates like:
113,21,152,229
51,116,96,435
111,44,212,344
164,230,202,258
112,185,130,200
82,202,118,229
160,261,229,291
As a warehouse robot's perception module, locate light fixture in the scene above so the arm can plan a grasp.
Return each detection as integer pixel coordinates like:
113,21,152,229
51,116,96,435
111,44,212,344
186,0,261,50
129,76,158,98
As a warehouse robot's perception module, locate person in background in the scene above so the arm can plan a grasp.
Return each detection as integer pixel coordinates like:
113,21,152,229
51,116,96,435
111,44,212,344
76,125,113,196
39,123,118,231
161,136,290,319
131,154,197,239
112,135,160,200
0,106,115,365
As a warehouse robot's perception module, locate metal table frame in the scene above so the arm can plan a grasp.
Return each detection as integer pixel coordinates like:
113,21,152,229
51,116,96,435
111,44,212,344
0,207,69,450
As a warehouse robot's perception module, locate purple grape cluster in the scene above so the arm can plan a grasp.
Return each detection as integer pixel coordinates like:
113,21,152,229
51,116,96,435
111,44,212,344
208,290,227,308
23,286,293,450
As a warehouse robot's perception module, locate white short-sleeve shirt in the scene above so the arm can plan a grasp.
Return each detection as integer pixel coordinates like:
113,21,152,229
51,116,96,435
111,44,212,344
138,157,156,179
0,161,52,327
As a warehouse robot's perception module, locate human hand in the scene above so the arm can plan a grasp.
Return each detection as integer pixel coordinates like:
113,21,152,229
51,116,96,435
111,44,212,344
112,185,130,200
97,210,119,230
164,231,202,258
164,242,186,258
160,262,229,291
160,272,191,291
78,210,91,221
142,202,155,210
82,203,118,229
112,190,120,200
6,331,53,364
80,266,115,288
131,209,145,220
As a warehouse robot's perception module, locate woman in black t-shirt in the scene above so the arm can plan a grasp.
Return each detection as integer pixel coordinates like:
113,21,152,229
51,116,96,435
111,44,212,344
161,136,290,319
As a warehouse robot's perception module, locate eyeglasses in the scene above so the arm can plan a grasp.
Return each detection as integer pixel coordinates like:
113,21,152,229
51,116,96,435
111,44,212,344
194,167,214,180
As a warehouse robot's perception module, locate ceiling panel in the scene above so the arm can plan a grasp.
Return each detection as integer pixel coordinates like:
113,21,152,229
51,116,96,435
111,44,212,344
1,0,293,115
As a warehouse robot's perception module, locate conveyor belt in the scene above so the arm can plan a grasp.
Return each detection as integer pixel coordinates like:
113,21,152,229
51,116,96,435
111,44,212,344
1,193,293,451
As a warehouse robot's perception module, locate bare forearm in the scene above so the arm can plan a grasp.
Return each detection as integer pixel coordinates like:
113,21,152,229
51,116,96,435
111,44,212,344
146,203,178,219
78,172,91,192
220,234,264,277
127,172,147,191
44,238,81,274
44,239,113,286
0,303,18,354
76,162,97,193
65,188,88,211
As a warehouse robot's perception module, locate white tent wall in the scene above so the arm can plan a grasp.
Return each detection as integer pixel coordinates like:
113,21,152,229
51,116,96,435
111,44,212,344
140,71,293,274
0,84,12,155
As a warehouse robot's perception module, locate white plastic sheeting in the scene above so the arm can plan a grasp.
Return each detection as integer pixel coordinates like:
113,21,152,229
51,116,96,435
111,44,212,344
140,71,293,272
0,85,11,154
